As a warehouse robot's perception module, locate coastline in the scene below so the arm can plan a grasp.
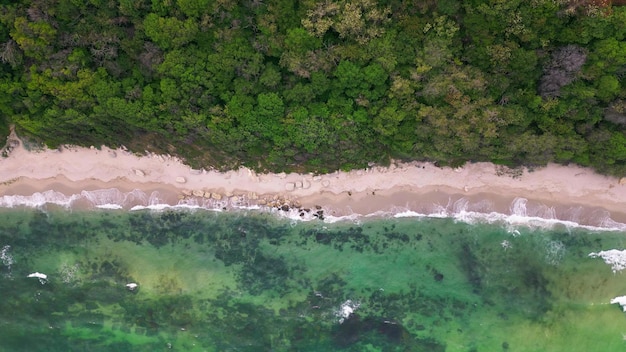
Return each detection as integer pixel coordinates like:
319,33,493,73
1,136,626,228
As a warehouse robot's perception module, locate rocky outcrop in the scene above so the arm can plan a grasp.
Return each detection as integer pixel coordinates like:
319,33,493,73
175,189,326,220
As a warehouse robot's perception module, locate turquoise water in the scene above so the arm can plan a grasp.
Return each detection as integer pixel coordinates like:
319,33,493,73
1,208,626,351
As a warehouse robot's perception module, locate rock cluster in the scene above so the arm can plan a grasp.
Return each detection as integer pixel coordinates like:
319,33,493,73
1,138,20,157
263,197,324,220
181,189,225,200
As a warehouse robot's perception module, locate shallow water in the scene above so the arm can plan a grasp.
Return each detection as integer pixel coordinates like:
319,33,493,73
1,208,626,351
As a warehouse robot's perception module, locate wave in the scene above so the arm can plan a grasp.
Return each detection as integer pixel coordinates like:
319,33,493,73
1,189,625,232
387,197,626,233
0,189,165,210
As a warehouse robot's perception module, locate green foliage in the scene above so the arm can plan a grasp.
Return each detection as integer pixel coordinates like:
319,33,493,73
0,115,9,143
1,0,626,174
596,75,620,103
176,0,211,18
143,13,198,49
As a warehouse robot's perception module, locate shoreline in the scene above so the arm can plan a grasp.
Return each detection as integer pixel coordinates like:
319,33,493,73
1,136,626,229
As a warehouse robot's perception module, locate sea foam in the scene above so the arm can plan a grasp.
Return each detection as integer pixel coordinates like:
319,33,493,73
335,300,360,324
1,190,625,232
589,250,626,273
611,296,626,311
27,272,48,284
1,245,13,268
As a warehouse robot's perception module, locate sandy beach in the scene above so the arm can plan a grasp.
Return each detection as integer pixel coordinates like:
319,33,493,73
1,134,626,226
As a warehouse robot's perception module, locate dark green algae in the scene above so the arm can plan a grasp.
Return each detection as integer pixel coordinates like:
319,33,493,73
1,208,626,351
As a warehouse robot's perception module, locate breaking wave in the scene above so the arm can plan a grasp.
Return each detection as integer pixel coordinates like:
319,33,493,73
0,189,625,232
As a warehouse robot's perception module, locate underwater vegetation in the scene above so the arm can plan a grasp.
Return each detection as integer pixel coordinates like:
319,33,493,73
0,209,626,351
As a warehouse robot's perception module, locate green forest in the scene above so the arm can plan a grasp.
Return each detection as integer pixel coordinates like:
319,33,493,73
1,0,626,175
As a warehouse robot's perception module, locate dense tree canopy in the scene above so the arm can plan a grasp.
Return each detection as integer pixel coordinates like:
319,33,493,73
0,0,626,175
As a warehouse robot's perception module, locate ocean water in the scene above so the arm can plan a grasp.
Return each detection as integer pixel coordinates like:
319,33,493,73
2,201,626,351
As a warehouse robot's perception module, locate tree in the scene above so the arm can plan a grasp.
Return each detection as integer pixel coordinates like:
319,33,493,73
0,39,22,67
302,0,390,44
176,0,211,18
595,75,620,102
10,16,56,60
255,92,284,139
143,13,199,49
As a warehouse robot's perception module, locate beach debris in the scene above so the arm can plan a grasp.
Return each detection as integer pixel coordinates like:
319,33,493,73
295,181,303,189
203,191,212,198
285,182,295,191
134,169,145,177
611,296,626,311
620,177,626,185
126,283,138,291
175,176,186,183
27,272,48,284
589,249,626,273
335,300,360,324
211,193,223,200
192,190,204,197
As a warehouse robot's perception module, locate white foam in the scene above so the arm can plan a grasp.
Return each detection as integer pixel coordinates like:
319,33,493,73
394,210,429,218
130,203,204,211
27,272,47,279
81,189,126,207
335,299,360,324
323,213,361,224
510,197,528,217
1,245,13,267
611,296,626,311
96,204,123,210
27,272,48,284
0,191,79,208
1,190,626,232
589,250,626,273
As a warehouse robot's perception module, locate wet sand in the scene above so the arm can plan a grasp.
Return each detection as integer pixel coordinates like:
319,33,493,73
1,134,626,227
